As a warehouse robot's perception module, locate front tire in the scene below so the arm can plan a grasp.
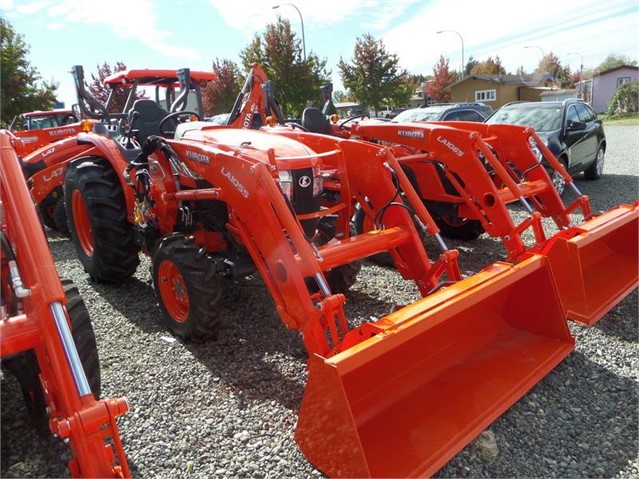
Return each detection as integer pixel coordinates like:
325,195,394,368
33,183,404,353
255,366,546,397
315,217,361,293
4,278,100,436
65,157,139,282
584,145,605,180
152,234,222,341
433,214,484,241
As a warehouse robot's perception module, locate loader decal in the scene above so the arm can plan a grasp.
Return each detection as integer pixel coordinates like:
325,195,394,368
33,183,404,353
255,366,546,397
186,150,210,165
221,166,250,198
398,129,425,139
49,127,77,137
437,136,464,157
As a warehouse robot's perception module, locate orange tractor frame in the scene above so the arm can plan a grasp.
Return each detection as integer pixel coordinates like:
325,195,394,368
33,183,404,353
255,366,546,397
0,131,130,478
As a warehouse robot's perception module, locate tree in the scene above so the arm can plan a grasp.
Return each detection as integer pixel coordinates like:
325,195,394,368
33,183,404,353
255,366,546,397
239,17,329,117
202,59,243,116
470,56,506,75
535,52,572,87
338,33,411,112
1,19,58,127
464,55,479,77
88,62,134,113
595,54,638,73
426,56,458,103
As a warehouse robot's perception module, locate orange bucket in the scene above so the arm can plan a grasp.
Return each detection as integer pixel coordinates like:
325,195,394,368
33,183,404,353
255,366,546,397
542,203,638,325
295,255,574,478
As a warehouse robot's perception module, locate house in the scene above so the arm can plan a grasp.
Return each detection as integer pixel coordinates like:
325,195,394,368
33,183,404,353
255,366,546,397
590,65,639,113
447,73,560,109
540,89,578,102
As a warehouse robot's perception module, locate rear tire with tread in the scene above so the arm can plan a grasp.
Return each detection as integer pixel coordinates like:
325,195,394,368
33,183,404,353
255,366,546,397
65,157,139,282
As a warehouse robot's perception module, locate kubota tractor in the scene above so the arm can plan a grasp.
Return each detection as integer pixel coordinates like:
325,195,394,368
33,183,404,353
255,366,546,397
61,106,586,477
19,64,217,236
226,65,638,326
0,131,130,478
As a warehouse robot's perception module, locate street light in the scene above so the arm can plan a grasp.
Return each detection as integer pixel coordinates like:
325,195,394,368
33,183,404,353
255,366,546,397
567,52,584,99
272,3,306,62
437,30,465,79
524,45,546,64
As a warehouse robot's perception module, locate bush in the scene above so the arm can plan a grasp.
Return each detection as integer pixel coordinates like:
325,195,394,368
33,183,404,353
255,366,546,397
606,81,639,117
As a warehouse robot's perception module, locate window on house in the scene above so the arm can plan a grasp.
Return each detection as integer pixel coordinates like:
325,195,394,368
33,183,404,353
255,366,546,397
475,89,496,102
617,77,631,88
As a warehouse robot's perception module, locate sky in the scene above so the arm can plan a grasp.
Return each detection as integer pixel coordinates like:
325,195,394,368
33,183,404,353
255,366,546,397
1,0,638,108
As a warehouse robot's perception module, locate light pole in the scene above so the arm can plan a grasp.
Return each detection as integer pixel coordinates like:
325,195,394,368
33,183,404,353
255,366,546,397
272,3,306,62
437,30,465,79
524,45,546,65
567,52,584,99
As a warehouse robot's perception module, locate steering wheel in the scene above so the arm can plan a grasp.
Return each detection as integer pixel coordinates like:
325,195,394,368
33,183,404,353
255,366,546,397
61,113,79,125
339,114,370,130
159,111,201,137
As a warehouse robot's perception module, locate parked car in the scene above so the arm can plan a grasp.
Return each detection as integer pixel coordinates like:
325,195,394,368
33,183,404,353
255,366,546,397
485,99,606,195
392,102,494,123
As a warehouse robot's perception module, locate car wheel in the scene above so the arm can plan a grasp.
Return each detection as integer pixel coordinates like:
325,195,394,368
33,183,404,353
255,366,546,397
584,145,605,180
546,157,568,197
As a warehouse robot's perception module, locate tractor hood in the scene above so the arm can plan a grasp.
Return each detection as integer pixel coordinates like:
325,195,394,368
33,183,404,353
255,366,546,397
180,126,319,165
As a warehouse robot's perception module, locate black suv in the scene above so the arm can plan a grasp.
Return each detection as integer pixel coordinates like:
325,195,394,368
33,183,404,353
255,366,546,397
392,102,494,123
485,99,606,195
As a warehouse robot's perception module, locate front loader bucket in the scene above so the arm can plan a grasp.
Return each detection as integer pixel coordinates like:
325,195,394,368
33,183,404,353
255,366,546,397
542,203,639,325
296,255,574,478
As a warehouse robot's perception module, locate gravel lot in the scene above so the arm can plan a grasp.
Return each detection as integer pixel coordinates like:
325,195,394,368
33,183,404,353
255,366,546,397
2,124,637,478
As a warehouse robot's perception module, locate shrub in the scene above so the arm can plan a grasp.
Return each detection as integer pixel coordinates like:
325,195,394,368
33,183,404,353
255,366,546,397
606,81,639,117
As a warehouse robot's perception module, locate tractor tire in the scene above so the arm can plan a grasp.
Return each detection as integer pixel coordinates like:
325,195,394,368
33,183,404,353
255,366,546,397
53,198,70,237
152,234,222,341
37,193,58,230
315,217,361,292
434,214,484,241
65,157,139,282
5,278,100,436
353,208,395,267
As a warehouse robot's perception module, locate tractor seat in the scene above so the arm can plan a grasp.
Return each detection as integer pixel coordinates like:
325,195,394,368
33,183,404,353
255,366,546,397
301,107,333,135
127,99,171,144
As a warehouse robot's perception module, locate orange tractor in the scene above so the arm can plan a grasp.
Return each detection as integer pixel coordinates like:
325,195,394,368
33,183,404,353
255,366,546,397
17,65,216,236
63,116,581,477
227,65,638,326
0,131,130,478
30,63,638,477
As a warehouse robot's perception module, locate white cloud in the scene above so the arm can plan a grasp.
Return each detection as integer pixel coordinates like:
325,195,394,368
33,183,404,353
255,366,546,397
7,0,202,61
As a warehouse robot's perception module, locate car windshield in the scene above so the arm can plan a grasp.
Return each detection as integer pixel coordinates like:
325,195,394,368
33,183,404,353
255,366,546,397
487,105,562,132
393,109,442,122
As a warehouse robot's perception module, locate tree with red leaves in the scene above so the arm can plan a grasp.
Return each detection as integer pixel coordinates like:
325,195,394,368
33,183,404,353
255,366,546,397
427,56,458,103
202,59,243,116
88,61,144,113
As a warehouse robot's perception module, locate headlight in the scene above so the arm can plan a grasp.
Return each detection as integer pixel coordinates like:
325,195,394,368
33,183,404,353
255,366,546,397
278,170,293,200
312,164,323,197
529,137,543,162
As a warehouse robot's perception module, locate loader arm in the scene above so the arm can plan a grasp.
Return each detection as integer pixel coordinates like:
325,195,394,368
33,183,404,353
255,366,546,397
0,131,130,478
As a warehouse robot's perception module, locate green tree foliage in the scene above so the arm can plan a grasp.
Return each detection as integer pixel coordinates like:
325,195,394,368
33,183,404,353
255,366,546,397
464,55,479,77
596,54,638,73
338,33,411,111
1,19,58,127
202,59,244,116
606,81,639,116
470,56,506,75
426,55,458,103
239,17,329,117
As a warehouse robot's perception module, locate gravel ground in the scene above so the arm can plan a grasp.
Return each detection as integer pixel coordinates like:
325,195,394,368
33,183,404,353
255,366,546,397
2,124,637,478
